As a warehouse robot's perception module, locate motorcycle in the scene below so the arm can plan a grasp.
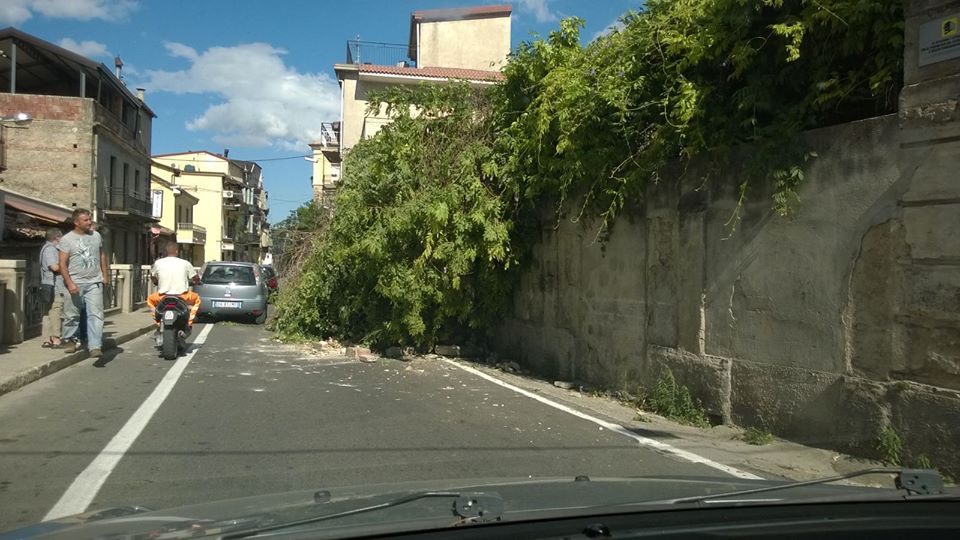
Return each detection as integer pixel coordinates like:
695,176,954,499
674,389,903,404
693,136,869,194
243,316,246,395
154,295,191,359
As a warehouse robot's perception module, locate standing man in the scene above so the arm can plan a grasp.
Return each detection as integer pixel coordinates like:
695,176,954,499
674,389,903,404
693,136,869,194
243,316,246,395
39,228,64,348
59,208,109,357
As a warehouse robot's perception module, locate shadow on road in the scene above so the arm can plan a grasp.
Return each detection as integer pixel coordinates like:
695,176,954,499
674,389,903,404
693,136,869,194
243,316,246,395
93,345,123,368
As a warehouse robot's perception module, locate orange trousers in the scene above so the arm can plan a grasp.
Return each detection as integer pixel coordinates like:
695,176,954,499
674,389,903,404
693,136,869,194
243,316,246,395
148,291,200,327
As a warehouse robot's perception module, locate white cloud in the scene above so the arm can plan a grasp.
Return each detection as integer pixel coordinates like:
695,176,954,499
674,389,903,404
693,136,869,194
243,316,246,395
516,0,557,23
144,42,340,150
57,38,110,59
592,19,625,41
0,0,136,25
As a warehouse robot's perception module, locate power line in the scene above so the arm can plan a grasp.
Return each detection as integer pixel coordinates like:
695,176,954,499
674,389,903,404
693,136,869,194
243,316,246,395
153,153,317,163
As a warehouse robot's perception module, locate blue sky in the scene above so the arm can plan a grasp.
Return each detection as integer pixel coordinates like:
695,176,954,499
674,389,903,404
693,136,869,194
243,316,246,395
2,0,641,223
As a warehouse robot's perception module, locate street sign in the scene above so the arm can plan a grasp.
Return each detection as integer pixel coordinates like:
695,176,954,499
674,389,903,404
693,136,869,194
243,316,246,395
919,13,960,66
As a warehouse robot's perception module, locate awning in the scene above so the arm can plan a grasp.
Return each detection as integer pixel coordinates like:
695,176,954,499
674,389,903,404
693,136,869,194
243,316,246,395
149,224,175,237
1,189,73,224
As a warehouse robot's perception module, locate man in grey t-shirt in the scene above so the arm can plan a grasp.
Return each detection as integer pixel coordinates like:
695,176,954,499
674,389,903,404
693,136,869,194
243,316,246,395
59,208,109,357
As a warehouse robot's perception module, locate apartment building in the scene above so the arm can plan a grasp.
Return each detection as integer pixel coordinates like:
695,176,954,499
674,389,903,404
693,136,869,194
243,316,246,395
310,4,511,202
150,151,268,263
0,27,158,266
150,163,204,266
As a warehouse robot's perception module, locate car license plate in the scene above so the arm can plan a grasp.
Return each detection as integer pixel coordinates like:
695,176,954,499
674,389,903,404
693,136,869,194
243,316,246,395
213,301,241,309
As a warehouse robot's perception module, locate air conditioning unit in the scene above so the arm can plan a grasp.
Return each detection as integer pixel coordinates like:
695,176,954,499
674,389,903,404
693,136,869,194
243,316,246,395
222,190,234,198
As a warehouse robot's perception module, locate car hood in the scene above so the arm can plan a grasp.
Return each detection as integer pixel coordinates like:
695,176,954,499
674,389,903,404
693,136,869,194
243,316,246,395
0,475,910,539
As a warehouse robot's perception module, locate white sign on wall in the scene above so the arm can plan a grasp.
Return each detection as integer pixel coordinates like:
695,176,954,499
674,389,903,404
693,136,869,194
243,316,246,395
919,13,960,66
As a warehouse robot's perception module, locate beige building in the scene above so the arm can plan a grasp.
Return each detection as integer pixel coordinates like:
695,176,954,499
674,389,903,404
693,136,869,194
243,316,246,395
313,5,510,202
150,152,268,264
0,27,158,266
150,164,204,266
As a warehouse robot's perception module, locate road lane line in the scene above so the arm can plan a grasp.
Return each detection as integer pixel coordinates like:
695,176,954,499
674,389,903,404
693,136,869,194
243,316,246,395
441,358,763,480
44,324,214,521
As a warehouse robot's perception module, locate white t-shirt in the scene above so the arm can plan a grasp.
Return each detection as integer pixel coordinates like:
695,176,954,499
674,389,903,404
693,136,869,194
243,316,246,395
152,257,196,294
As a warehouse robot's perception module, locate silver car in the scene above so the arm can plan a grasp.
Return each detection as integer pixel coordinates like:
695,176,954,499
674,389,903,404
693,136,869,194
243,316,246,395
194,262,269,324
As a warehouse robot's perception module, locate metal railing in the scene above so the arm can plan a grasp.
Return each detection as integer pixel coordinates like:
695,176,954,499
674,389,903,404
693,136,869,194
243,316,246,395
105,188,151,217
24,285,45,330
108,269,121,309
132,265,151,305
346,40,416,67
177,223,206,233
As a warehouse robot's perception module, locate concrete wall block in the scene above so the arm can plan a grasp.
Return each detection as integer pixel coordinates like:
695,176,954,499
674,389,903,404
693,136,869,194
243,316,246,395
648,345,731,422
889,381,960,476
729,360,891,451
893,319,960,389
645,216,679,348
900,141,960,202
903,204,960,259
902,265,960,320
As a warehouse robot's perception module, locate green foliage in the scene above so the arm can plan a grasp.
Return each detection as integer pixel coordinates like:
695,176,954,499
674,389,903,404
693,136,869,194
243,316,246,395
273,83,522,348
741,427,775,446
914,454,933,469
272,0,903,350
648,370,710,427
877,427,903,465
495,0,903,233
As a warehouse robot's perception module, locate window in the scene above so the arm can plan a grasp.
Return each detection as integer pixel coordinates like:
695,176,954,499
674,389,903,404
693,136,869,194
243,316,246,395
109,156,117,189
135,170,141,195
202,264,255,285
123,163,129,193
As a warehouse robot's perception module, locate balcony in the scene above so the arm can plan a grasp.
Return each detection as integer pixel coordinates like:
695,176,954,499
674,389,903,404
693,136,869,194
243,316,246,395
104,188,151,218
346,40,416,67
176,223,206,245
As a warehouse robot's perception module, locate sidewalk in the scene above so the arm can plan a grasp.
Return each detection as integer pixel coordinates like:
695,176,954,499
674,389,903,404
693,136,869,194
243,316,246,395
0,308,156,397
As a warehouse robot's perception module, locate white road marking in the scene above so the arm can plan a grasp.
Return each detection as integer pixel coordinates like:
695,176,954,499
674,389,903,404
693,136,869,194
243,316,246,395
44,324,215,521
441,358,763,480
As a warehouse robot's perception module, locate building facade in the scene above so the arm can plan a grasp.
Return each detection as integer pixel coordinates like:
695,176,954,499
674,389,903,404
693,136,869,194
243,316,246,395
150,151,268,264
310,5,510,203
150,164,204,266
0,27,158,266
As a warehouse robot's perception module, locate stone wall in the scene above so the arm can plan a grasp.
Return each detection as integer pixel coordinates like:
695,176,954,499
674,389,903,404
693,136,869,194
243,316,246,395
497,0,960,473
0,94,95,210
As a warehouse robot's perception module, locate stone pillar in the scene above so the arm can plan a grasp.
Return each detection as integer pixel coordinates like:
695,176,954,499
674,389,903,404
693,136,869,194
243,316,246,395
0,277,5,344
896,1,960,387
0,260,26,344
112,264,134,313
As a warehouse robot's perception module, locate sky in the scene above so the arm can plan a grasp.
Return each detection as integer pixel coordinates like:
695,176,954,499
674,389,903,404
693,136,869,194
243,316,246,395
1,0,642,223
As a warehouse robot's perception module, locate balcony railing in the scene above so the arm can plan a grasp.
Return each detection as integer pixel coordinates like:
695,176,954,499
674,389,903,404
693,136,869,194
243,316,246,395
177,222,207,245
346,40,416,67
177,223,206,233
105,188,151,217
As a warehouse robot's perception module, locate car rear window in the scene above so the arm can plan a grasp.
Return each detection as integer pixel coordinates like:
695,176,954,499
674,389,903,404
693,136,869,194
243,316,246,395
203,265,256,285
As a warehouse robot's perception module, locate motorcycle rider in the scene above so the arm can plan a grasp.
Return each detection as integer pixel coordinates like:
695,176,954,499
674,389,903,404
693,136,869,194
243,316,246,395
147,242,201,334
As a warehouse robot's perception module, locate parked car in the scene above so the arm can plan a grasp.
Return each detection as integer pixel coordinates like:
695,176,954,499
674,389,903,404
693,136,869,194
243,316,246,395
193,262,268,324
260,265,278,295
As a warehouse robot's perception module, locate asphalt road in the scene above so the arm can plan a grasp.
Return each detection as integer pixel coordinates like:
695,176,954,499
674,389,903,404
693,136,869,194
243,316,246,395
0,320,731,531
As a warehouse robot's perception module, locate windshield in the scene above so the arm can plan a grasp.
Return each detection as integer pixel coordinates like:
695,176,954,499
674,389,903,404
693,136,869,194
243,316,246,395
1,0,956,537
202,265,256,285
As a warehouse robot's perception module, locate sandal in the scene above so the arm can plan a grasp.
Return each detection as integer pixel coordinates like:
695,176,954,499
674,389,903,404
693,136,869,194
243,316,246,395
41,340,63,349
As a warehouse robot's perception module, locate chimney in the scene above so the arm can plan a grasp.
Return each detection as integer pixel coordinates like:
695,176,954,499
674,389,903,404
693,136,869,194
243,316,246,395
114,56,123,79
136,87,145,101
224,148,230,158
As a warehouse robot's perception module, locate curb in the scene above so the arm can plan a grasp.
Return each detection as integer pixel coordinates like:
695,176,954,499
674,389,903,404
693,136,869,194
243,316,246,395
0,323,157,398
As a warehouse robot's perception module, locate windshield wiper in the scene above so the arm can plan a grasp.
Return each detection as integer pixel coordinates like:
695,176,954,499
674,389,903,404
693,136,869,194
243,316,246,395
221,491,503,539
664,468,947,505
